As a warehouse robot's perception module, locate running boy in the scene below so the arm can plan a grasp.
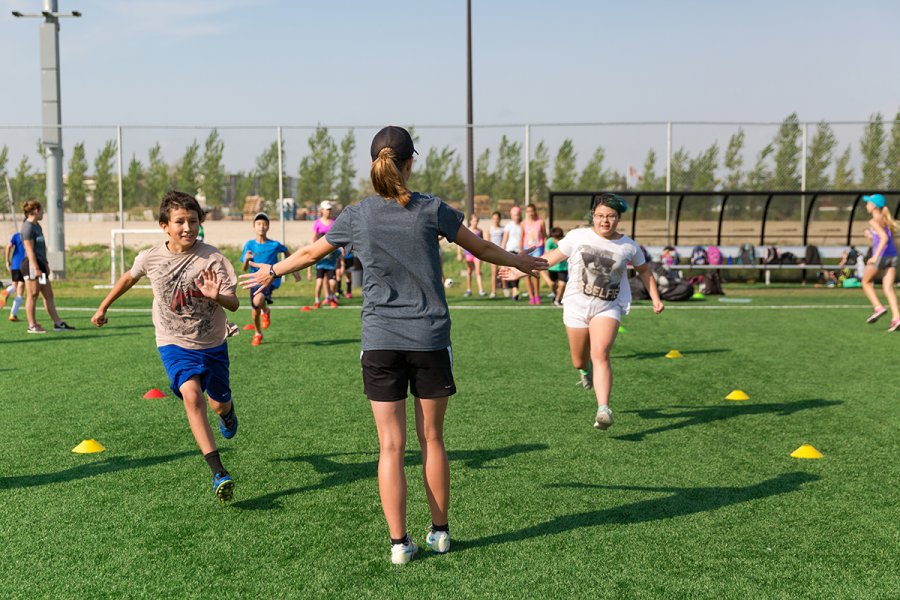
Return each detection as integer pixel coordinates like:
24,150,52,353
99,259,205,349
91,191,240,502
241,212,299,346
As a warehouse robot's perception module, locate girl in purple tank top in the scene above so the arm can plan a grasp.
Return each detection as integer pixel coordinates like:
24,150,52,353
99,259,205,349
861,194,900,331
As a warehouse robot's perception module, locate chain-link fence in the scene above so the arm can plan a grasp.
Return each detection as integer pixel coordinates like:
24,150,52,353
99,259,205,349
1,119,898,226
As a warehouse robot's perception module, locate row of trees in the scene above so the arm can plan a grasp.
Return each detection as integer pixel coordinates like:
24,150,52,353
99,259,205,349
1,112,898,213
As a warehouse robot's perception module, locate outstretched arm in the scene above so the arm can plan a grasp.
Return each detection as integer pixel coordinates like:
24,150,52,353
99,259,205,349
92,272,142,326
454,224,548,276
240,236,337,290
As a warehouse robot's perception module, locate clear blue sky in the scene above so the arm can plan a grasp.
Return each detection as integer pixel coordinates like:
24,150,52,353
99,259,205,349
2,0,899,174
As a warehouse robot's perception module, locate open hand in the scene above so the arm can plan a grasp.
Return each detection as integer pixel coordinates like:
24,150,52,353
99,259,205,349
194,267,221,301
238,261,274,290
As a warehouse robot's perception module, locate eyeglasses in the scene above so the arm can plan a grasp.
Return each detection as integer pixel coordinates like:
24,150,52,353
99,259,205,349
593,213,619,221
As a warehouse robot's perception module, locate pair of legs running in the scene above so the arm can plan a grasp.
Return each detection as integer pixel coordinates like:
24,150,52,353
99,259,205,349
566,315,618,428
180,376,236,501
862,265,900,330
25,278,72,332
370,396,449,563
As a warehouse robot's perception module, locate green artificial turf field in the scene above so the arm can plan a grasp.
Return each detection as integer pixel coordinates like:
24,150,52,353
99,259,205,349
1,284,898,598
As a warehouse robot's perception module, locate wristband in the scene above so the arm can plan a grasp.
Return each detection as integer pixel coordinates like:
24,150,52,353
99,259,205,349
269,265,278,279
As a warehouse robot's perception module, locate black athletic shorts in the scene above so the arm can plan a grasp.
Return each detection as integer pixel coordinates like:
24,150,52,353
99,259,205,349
316,268,336,280
361,347,456,401
21,257,50,281
10,268,24,283
548,270,569,283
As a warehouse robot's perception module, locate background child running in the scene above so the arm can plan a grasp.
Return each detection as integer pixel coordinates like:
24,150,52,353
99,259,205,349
312,201,339,308
488,211,504,298
546,227,568,306
457,212,486,297
860,194,900,331
91,191,241,502
3,228,26,321
241,212,300,346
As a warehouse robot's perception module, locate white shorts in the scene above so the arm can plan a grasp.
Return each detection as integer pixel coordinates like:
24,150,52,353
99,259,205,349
562,293,624,328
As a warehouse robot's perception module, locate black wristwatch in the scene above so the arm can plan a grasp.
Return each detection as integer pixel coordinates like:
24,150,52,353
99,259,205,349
269,265,278,278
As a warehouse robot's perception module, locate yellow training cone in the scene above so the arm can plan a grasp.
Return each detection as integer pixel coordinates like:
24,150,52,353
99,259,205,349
72,439,106,454
665,350,683,359
790,444,823,459
726,390,750,401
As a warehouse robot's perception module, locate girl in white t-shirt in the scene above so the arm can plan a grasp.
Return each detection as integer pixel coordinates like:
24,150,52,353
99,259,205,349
507,194,663,429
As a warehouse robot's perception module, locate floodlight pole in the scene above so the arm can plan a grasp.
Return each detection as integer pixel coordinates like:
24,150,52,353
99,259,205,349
12,1,81,279
465,0,474,216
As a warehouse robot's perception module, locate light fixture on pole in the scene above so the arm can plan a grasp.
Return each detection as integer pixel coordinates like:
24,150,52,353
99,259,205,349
12,1,82,279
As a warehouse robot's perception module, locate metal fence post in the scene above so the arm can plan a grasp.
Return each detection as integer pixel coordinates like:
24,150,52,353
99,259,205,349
117,125,125,275
666,122,672,245
800,122,808,238
524,124,530,206
277,126,285,243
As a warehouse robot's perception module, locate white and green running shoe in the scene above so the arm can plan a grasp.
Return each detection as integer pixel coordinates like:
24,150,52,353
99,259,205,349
594,405,614,430
425,530,450,554
390,539,419,565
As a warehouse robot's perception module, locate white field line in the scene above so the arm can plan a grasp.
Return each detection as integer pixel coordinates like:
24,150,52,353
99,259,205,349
58,303,871,313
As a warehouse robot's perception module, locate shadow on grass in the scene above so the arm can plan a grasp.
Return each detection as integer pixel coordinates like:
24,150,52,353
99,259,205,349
232,443,549,511
614,398,842,442
612,348,730,360
0,451,195,490
453,472,821,553
0,332,138,345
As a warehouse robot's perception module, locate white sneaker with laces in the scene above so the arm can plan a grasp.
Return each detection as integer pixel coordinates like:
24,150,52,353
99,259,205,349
578,372,593,390
425,530,450,554
594,405,614,430
390,539,419,565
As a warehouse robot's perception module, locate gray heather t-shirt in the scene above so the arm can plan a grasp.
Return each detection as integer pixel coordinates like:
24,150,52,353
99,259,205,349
20,220,47,263
326,193,464,351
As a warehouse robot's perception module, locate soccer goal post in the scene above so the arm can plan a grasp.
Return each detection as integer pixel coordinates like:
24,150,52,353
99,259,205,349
105,228,164,287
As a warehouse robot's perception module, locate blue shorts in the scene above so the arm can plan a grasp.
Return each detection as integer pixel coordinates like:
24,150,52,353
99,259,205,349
530,246,544,257
158,342,232,402
250,284,274,308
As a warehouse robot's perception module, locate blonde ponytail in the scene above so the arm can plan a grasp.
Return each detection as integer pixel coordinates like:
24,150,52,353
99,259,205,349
881,207,898,233
370,147,411,206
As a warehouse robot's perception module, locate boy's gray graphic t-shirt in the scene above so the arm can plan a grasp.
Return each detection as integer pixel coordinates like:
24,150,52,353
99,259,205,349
326,193,464,351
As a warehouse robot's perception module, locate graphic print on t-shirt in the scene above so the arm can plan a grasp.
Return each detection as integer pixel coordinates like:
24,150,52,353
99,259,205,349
579,247,620,300
159,255,217,338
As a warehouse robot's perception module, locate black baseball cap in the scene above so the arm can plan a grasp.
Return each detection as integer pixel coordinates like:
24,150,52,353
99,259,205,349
370,126,418,161
253,212,270,223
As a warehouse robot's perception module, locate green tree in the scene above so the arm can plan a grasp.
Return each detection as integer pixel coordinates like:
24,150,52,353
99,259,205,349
724,129,745,189
230,171,254,208
474,148,494,198
122,155,145,209
0,146,8,210
745,143,774,191
66,142,89,212
494,136,523,201
833,146,854,190
93,140,118,211
638,149,664,191
860,113,886,189
886,110,900,189
335,130,357,203
12,155,40,203
690,143,719,191
528,141,550,203
577,146,609,190
200,130,226,208
297,126,338,202
670,147,691,189
255,142,283,203
552,139,577,191
146,143,171,205
805,122,836,190
772,113,802,190
410,146,464,202
176,140,200,195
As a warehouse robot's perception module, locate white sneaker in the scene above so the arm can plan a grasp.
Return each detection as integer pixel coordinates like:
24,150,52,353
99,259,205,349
578,372,593,390
390,539,419,565
425,530,450,554
464,290,472,297
479,291,487,297
489,293,497,299
594,405,614,430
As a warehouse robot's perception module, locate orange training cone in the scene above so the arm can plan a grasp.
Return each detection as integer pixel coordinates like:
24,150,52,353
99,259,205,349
242,323,256,330
143,388,166,399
